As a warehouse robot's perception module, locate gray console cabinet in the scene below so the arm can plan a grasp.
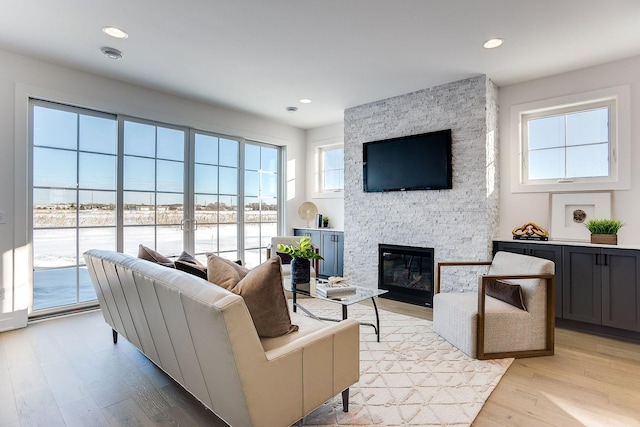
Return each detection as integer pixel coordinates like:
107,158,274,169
494,240,640,334
294,228,344,278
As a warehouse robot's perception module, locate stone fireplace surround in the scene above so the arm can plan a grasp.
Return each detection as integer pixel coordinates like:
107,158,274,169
343,75,499,293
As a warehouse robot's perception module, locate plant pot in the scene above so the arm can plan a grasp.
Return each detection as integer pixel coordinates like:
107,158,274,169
291,258,311,291
590,234,618,245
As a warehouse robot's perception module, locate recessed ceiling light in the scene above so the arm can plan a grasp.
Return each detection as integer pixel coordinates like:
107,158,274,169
299,98,312,104
483,38,504,49
102,26,128,39
286,106,298,112
101,47,123,60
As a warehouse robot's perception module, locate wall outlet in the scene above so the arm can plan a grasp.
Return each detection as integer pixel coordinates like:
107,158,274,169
0,210,6,224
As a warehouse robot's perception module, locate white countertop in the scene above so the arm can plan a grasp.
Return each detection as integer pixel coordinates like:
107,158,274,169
293,226,344,232
494,237,640,251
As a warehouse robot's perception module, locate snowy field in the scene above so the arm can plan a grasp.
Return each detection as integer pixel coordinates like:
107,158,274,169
33,209,276,310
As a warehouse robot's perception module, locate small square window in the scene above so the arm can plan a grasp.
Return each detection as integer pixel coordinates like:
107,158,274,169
522,99,615,185
317,145,344,192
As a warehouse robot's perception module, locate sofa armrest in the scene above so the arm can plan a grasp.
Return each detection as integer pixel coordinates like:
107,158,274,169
264,318,359,360
255,319,360,419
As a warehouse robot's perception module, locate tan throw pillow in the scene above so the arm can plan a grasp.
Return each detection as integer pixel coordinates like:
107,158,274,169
486,279,527,311
206,252,249,290
138,244,175,268
232,256,298,337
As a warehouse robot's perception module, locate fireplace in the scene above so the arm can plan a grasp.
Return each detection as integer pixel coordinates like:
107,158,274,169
378,244,434,307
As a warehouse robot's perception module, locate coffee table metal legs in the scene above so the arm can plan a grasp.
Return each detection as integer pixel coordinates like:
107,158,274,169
293,297,382,342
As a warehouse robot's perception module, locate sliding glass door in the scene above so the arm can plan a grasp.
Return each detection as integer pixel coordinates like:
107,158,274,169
192,132,240,263
30,100,282,314
32,102,117,311
122,119,186,257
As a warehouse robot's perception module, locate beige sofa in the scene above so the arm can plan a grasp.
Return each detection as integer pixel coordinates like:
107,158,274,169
84,249,359,427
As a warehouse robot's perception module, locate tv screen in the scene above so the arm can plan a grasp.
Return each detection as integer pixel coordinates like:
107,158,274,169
363,129,452,192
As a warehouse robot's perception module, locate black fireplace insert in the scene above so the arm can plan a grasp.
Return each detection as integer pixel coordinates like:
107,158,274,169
378,244,434,307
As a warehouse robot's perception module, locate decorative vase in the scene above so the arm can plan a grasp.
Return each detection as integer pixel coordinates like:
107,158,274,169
291,258,311,290
590,234,618,245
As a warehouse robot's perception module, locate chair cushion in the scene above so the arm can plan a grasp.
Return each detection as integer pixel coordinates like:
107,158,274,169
206,253,249,289
433,292,532,357
231,256,299,338
486,280,526,310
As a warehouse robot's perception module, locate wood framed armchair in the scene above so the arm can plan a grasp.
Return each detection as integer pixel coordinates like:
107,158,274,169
433,251,555,360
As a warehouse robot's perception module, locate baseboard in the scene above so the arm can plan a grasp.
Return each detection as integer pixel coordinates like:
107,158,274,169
0,308,28,332
556,318,640,344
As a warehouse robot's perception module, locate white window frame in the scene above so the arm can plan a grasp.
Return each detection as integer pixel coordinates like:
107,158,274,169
316,143,344,194
510,85,630,193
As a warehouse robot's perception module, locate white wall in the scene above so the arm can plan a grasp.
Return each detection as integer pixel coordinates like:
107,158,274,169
498,55,640,245
302,122,345,231
0,48,306,330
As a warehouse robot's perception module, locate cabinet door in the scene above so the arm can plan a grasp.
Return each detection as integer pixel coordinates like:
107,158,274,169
493,241,529,255
528,244,563,318
293,228,321,248
601,249,640,331
319,232,344,277
563,246,602,324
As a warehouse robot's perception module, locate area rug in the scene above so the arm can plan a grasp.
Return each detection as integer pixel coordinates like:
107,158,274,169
292,299,513,426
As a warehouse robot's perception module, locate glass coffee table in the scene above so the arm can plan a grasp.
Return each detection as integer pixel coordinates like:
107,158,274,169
284,277,388,342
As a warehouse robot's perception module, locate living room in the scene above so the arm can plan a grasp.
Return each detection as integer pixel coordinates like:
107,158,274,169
1,1,640,426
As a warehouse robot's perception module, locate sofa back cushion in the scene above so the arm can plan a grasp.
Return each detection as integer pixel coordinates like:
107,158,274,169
206,253,249,289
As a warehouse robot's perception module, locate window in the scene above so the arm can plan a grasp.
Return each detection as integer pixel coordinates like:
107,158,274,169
244,142,279,268
523,100,613,184
511,85,630,193
30,100,282,314
317,144,344,192
32,102,117,311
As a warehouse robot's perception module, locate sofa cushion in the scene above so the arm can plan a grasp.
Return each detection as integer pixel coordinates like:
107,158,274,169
174,251,207,280
206,252,249,290
137,244,175,268
486,279,527,311
232,256,298,337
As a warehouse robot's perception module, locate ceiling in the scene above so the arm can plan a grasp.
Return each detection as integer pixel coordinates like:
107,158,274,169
2,0,640,130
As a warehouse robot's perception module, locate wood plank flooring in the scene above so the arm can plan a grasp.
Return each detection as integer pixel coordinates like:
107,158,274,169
1,300,639,426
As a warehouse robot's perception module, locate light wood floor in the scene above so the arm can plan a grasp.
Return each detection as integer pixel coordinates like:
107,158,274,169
376,298,640,427
1,300,639,427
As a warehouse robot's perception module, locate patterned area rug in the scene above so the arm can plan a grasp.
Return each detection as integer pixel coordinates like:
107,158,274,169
292,299,513,426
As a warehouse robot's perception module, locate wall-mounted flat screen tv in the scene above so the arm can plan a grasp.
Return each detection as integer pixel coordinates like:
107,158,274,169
363,129,453,192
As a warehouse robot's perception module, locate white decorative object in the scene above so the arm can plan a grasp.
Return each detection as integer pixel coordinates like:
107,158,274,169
297,201,318,227
550,192,611,241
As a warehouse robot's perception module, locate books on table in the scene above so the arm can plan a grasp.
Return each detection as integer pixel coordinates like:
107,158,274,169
316,277,356,297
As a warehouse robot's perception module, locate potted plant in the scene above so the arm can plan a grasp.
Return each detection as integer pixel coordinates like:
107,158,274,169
584,218,624,245
322,216,329,228
277,236,323,287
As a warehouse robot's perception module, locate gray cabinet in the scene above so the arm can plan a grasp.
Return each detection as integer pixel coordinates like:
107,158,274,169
294,228,344,278
562,246,602,325
320,231,344,277
293,228,321,247
494,240,640,335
